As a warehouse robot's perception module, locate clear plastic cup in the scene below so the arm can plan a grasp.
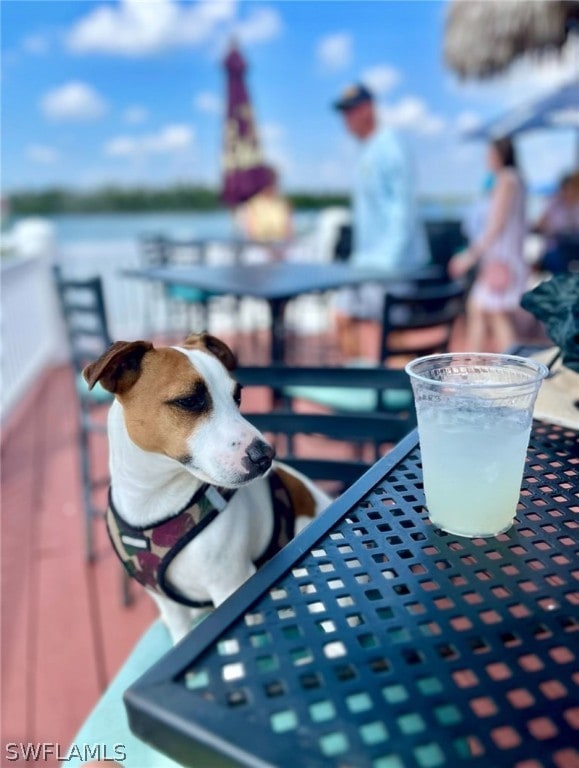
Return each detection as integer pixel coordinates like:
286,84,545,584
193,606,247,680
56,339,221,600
405,353,548,538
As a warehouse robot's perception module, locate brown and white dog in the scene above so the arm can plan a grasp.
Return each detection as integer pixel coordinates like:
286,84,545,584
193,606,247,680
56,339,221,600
83,333,330,643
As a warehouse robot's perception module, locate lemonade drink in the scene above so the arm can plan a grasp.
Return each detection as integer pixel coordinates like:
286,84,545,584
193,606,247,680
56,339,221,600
418,406,532,537
406,353,547,539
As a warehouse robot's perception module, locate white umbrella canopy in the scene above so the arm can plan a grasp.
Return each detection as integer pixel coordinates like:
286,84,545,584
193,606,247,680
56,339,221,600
463,80,579,139
444,0,579,80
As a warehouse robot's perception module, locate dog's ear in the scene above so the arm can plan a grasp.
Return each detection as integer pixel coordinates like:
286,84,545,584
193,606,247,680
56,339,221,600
83,341,154,394
182,332,237,372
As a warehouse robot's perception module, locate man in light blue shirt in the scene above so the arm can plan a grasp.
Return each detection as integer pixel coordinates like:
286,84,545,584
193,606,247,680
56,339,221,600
332,83,430,360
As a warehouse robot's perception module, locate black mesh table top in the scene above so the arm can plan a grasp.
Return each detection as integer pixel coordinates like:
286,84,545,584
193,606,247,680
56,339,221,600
125,422,579,768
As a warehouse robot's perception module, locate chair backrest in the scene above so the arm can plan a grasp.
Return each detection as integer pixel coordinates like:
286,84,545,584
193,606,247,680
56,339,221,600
380,275,471,362
140,235,171,267
557,234,579,272
235,365,416,492
424,219,468,270
333,223,353,263
139,236,208,268
53,266,112,379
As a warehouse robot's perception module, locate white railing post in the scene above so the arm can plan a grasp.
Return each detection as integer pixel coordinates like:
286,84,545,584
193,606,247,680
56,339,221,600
0,219,69,422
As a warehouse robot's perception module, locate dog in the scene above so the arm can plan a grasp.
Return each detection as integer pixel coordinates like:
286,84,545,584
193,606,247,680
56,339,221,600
83,332,330,643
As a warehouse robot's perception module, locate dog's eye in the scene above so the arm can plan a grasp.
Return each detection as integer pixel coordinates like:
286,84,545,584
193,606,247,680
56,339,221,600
233,383,243,407
170,393,208,412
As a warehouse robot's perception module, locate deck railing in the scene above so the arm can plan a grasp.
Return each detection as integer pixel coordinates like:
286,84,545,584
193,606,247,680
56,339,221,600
1,240,162,423
1,254,66,421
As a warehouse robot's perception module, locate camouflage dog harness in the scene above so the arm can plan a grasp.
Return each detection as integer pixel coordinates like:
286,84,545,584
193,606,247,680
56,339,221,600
106,470,296,608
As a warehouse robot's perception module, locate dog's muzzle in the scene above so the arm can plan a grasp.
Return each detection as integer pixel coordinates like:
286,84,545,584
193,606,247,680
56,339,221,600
243,438,276,477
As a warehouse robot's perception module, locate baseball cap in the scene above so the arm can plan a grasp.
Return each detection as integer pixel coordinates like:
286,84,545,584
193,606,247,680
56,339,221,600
332,83,374,112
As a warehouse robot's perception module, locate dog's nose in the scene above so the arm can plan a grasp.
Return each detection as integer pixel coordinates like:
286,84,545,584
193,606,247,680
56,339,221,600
245,438,276,472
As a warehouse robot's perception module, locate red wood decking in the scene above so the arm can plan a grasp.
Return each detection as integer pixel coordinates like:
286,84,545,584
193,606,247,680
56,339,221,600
1,365,158,759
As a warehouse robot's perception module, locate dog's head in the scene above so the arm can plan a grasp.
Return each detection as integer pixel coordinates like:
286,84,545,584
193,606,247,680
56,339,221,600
83,333,275,487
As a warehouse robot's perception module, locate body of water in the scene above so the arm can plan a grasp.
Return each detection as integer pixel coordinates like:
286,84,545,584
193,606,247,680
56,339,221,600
54,210,238,242
36,209,319,245
5,192,549,253
8,200,474,246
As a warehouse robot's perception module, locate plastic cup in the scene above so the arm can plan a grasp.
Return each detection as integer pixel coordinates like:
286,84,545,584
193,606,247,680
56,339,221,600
405,353,548,538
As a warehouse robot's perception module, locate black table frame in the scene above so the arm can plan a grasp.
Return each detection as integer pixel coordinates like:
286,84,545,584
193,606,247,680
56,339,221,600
125,423,579,768
123,262,439,364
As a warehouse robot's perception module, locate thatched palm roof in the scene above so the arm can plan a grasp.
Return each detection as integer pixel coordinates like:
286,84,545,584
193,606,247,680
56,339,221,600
444,0,579,79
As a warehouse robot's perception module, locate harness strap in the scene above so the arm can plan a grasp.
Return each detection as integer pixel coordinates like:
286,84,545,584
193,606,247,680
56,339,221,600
106,470,296,608
106,484,235,608
254,472,296,568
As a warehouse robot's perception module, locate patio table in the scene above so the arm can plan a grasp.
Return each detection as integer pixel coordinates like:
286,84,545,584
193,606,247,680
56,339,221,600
125,420,579,768
122,262,438,363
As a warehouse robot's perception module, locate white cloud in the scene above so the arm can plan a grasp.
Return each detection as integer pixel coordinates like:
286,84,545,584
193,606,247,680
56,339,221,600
259,121,291,178
456,111,482,135
236,6,282,46
379,97,446,136
421,115,447,136
26,144,59,164
104,137,136,158
361,65,401,96
23,35,49,55
261,122,284,145
315,158,355,190
104,124,194,158
518,133,576,190
415,140,484,197
285,135,356,192
316,33,353,73
41,81,108,121
67,0,237,56
194,91,222,115
123,105,149,124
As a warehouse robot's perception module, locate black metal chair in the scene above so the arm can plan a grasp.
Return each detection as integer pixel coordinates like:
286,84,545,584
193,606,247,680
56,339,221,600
332,223,353,263
282,274,472,421
235,365,416,494
553,233,579,273
424,219,468,271
333,220,467,271
53,266,114,562
379,272,472,363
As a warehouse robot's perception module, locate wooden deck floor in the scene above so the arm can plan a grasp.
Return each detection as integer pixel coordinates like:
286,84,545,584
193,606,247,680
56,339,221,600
1,364,159,757
1,317,548,762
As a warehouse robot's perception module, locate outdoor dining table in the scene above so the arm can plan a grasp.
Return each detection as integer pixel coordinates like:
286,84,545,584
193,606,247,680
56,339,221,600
124,419,579,768
123,262,439,364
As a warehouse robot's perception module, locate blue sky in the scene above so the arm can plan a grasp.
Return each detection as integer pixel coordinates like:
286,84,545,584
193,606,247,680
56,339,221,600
2,0,577,197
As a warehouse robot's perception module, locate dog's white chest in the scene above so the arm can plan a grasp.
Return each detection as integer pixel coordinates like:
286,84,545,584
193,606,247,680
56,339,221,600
166,482,275,605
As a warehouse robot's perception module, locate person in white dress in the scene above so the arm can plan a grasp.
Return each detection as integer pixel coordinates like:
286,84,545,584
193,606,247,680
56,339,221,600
449,137,528,352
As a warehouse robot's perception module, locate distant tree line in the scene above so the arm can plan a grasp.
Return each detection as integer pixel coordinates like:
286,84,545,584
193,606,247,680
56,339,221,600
7,185,349,215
